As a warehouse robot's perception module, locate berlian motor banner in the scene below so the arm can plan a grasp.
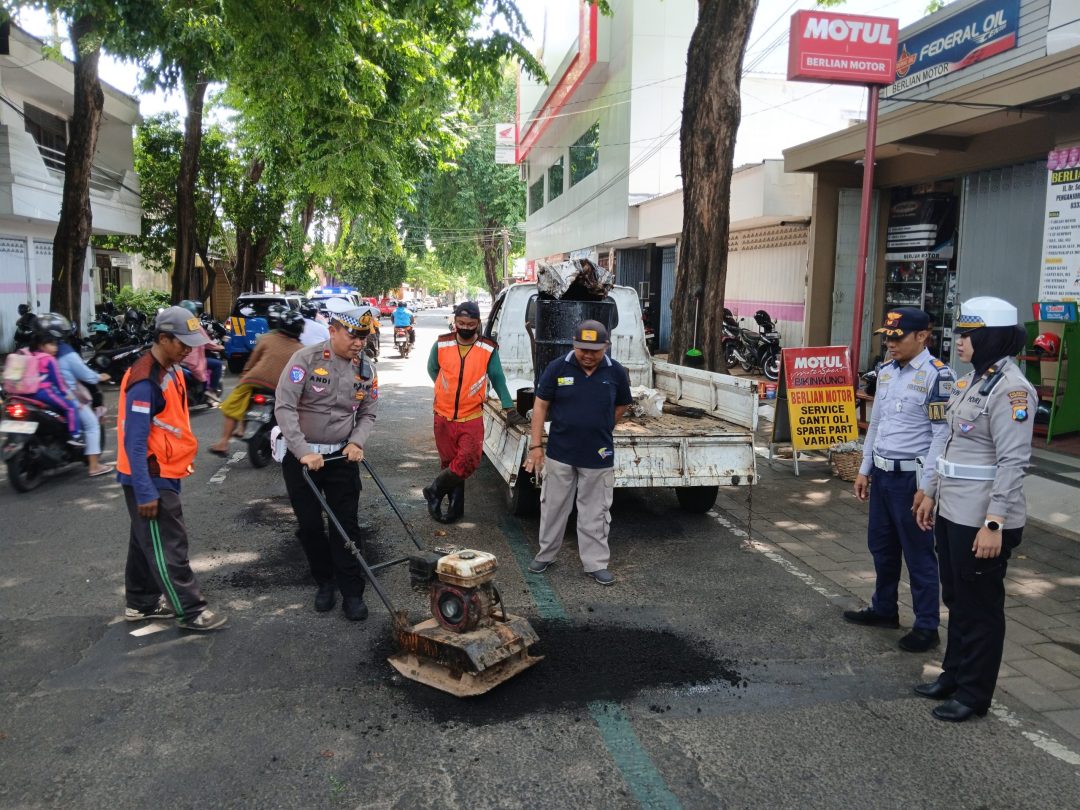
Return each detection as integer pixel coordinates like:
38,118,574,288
1038,147,1080,302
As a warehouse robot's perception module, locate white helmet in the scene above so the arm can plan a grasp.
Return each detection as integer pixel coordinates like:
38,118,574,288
955,296,1017,332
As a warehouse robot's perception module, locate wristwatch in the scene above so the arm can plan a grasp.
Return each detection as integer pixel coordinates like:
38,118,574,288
983,519,1002,532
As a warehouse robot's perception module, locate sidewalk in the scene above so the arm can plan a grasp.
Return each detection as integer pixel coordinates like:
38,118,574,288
726,409,1080,744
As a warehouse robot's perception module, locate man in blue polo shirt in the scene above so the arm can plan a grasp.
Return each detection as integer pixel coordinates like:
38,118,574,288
524,319,633,585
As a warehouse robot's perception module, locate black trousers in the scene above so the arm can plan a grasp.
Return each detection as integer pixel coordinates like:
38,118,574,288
282,452,366,597
936,515,1022,710
123,486,207,620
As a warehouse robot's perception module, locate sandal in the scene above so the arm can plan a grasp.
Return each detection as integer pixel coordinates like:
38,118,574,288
89,464,115,478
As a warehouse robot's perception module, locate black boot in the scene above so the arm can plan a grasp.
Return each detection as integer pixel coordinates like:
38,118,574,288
445,482,465,523
423,468,462,523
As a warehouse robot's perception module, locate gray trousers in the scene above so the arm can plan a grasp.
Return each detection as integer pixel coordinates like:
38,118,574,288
535,457,615,572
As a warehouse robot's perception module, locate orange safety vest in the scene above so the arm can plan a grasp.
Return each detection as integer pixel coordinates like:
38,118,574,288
116,353,198,479
434,333,496,421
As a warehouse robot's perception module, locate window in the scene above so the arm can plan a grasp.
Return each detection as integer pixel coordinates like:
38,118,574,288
529,177,544,214
24,103,66,171
569,122,600,187
547,157,564,202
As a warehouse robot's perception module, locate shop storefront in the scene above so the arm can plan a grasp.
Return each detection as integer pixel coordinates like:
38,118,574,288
786,0,1080,445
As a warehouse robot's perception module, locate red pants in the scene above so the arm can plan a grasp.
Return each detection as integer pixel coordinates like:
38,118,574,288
434,414,484,479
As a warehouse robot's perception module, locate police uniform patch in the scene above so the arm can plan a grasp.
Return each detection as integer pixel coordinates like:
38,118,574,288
931,359,947,369
938,380,954,396
289,365,305,384
312,385,326,393
927,402,947,421
1012,405,1028,422
314,367,329,376
959,422,975,433
956,379,968,390
370,386,379,401
913,370,928,386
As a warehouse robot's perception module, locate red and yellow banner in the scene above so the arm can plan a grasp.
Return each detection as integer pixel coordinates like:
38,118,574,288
782,346,858,451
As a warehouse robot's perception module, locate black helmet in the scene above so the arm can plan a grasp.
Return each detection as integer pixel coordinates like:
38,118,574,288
17,303,31,316
34,312,72,342
178,299,203,316
279,309,305,339
265,304,289,330
299,300,319,319
753,309,774,329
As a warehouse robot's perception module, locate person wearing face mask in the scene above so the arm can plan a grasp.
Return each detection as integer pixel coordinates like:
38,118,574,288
913,297,1034,722
423,300,519,523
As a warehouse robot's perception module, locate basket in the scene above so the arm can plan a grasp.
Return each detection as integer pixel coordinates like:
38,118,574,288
829,450,862,482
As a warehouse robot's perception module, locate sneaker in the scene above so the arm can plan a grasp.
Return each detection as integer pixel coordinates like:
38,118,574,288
124,597,176,622
842,607,900,628
528,559,552,574
587,569,615,586
179,609,227,631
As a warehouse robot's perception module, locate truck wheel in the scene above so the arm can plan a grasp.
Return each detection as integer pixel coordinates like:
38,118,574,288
227,355,246,374
507,471,540,516
675,485,718,513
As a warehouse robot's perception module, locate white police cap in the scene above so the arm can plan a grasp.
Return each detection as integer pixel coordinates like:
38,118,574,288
955,296,1018,332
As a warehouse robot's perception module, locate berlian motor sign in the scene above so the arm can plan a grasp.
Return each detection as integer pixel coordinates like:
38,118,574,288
787,10,899,85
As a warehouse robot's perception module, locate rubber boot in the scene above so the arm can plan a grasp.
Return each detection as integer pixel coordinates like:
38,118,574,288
445,482,465,523
423,468,462,523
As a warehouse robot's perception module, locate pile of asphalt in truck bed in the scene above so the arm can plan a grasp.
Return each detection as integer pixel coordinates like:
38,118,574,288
366,618,745,725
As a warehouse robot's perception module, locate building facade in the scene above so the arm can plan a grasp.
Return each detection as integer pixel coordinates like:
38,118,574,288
785,0,1080,370
0,23,141,350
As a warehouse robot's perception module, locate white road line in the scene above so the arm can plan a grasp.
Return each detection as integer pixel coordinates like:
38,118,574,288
208,450,247,485
710,508,1080,770
129,622,170,637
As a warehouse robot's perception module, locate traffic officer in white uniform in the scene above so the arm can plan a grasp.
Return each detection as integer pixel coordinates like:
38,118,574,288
275,306,379,621
845,307,953,652
914,296,1034,722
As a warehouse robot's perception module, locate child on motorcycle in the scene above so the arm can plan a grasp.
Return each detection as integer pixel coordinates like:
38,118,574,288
26,317,82,447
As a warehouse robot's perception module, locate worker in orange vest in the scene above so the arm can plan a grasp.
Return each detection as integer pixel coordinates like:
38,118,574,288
115,307,226,631
424,300,523,522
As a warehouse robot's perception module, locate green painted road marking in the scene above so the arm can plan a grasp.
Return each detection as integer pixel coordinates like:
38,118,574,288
499,516,682,810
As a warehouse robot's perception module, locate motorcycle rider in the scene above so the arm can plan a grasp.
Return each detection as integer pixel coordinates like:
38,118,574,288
299,300,331,346
25,316,82,446
177,300,223,399
50,314,114,477
14,303,37,348
392,300,415,345
208,306,304,456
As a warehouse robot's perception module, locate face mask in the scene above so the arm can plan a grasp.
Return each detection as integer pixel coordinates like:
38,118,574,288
456,327,477,340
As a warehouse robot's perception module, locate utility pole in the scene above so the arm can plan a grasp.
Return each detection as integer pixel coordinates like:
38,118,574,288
501,227,510,288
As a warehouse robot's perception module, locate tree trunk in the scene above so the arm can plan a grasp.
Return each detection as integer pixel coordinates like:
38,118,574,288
670,0,757,370
172,69,209,304
480,220,501,294
231,158,266,299
50,14,105,323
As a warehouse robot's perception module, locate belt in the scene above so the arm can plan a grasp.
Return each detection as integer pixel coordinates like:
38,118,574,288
308,441,347,455
873,454,920,473
936,457,996,481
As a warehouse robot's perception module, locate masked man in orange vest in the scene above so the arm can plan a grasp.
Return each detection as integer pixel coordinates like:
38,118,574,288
424,300,522,522
115,307,226,631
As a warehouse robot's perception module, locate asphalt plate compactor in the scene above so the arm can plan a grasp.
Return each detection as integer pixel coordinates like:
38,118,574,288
303,457,541,697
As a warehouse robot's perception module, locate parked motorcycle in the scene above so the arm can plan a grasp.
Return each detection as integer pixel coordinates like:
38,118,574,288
90,340,150,381
242,387,277,468
724,309,781,381
1,394,105,492
394,327,412,359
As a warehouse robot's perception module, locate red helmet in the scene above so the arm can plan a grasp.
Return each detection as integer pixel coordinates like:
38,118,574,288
1033,332,1060,358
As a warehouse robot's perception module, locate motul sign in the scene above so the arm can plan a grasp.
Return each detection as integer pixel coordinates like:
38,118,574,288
787,10,899,85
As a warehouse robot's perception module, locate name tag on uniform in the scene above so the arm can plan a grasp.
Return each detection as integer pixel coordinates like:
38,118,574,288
557,376,574,386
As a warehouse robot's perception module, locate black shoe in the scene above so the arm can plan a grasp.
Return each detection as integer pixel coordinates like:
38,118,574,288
445,483,465,523
932,699,987,722
314,582,336,612
899,628,940,652
342,595,368,621
914,679,957,700
424,468,462,523
842,607,900,628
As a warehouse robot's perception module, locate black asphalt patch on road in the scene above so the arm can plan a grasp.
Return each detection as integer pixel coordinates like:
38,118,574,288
368,618,746,725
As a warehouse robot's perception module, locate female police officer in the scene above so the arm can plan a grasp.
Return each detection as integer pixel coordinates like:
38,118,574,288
914,297,1035,722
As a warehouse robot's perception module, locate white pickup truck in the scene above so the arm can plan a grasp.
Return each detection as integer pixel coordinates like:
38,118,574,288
481,283,758,515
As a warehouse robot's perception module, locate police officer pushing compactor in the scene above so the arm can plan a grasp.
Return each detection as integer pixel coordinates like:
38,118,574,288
845,307,953,653
914,297,1034,722
275,306,379,621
